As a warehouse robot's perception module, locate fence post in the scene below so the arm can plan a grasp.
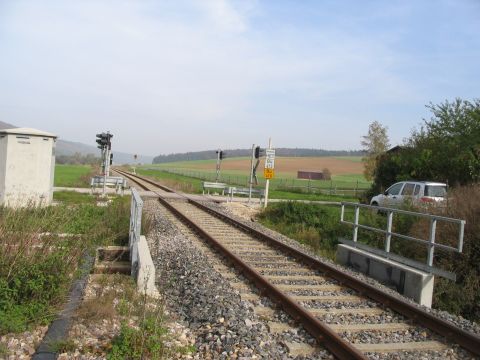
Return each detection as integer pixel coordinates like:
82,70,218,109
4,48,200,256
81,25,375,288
427,218,437,266
385,210,393,253
353,206,360,243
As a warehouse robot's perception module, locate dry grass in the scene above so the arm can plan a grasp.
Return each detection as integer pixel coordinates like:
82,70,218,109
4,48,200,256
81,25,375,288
404,184,480,320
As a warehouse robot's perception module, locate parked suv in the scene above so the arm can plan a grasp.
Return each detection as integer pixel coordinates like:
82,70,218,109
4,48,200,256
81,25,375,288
370,181,447,208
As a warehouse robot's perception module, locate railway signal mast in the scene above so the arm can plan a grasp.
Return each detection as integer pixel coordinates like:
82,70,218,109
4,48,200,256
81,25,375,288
215,149,225,182
96,131,113,195
249,145,264,202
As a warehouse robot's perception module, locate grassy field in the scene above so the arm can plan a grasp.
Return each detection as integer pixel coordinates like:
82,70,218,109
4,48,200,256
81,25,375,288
54,164,94,188
143,156,370,194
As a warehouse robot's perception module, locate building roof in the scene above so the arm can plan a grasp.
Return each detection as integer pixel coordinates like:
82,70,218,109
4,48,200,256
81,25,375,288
0,127,57,138
386,145,403,153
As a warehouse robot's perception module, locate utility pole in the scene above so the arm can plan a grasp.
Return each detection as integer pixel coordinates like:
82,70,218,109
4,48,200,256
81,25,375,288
264,137,272,208
248,144,255,203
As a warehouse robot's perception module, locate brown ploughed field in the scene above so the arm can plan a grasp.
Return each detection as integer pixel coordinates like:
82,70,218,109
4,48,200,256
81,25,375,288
185,157,363,176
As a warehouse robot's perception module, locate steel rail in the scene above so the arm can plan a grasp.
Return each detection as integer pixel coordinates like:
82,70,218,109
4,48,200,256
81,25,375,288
113,169,175,193
187,199,480,357
156,195,367,360
119,170,480,358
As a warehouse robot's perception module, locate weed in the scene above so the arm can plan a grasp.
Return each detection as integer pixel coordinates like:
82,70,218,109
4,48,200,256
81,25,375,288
0,343,8,356
53,191,98,204
49,339,77,353
0,198,131,335
258,202,350,259
76,291,117,321
176,344,196,354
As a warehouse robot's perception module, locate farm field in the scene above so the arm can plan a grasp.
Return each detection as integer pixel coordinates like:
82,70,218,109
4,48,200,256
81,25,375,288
143,156,370,194
149,156,365,177
54,164,94,188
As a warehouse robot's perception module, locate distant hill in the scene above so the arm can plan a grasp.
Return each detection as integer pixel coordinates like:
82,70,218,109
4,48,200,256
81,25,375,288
153,148,364,164
0,121,153,164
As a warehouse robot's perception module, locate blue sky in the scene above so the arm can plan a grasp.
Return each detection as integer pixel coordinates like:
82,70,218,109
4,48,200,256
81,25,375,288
0,0,479,155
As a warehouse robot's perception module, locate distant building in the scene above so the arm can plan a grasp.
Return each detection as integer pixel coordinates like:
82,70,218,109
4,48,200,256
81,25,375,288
0,128,57,207
297,170,325,180
386,145,403,154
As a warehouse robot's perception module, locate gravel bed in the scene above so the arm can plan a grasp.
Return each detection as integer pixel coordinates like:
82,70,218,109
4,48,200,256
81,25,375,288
205,201,480,337
145,199,477,359
344,327,437,344
144,200,335,359
0,326,48,359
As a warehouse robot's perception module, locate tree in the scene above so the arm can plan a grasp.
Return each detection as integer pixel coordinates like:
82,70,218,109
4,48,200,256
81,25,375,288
361,121,390,181
369,98,480,196
409,98,480,185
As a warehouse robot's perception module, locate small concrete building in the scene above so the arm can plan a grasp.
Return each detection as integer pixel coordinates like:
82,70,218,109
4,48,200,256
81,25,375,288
0,128,57,207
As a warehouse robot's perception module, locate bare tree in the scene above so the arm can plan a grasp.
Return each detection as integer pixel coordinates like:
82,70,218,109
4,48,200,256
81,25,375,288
361,121,390,181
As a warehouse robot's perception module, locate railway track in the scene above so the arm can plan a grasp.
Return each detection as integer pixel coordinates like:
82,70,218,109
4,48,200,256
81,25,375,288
115,169,480,359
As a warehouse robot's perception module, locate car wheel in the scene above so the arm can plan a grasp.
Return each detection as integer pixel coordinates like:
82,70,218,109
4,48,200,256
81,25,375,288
371,201,385,215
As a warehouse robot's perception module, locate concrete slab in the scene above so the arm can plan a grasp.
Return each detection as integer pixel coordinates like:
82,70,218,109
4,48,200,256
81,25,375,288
254,306,275,318
267,322,295,334
336,244,434,307
354,341,447,353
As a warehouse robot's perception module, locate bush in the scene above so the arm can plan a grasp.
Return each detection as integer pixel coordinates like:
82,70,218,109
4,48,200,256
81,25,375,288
258,202,350,258
430,184,480,321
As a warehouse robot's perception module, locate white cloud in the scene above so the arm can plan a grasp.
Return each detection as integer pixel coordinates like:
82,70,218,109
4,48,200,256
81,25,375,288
1,0,475,154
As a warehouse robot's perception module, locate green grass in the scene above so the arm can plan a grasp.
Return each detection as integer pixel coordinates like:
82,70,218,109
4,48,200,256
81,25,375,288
141,166,370,190
53,191,98,204
54,165,94,188
135,168,365,202
0,196,131,335
135,168,203,193
258,202,351,259
269,189,358,202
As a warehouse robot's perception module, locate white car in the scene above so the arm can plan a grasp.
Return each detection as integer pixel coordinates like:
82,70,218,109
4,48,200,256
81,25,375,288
370,181,447,208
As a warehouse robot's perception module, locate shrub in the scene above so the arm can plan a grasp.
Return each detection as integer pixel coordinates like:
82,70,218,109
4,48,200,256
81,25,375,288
430,184,480,321
258,202,350,259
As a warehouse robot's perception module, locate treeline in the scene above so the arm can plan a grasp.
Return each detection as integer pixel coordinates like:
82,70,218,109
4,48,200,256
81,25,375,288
56,152,100,165
153,148,364,164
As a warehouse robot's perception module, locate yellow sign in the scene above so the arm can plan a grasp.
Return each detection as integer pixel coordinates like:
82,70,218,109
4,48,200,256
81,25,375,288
264,168,274,179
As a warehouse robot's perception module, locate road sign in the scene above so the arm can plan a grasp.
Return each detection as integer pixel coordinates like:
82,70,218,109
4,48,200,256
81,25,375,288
265,149,275,169
264,168,274,179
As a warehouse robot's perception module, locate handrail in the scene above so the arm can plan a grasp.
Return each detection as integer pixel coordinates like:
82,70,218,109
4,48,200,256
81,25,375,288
129,188,143,276
340,202,465,277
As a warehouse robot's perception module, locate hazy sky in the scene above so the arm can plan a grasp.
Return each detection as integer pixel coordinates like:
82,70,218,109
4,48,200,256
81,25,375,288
1,0,479,156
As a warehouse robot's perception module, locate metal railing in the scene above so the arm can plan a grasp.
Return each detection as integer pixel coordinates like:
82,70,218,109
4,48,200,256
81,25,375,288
129,188,143,276
340,202,465,280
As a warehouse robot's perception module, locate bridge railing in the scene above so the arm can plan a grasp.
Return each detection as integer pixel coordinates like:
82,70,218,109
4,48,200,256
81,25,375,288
129,187,143,276
340,202,465,280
